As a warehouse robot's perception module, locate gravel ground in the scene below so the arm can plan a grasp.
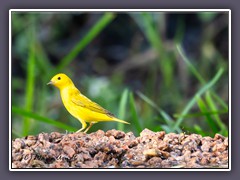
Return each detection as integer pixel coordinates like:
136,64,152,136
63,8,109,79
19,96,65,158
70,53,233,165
12,129,228,168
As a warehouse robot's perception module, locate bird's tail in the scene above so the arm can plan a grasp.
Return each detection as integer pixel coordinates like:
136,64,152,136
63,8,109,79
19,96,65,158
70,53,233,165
113,118,130,124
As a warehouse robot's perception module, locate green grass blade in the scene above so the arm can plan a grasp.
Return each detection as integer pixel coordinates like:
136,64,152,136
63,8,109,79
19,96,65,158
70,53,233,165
161,125,172,133
211,93,228,111
35,41,53,74
129,92,142,134
176,44,228,110
141,12,163,51
140,13,173,87
174,110,228,118
136,91,182,133
173,17,185,44
23,26,36,136
221,129,228,137
196,95,218,134
173,68,224,131
205,91,227,132
12,106,77,132
194,125,206,136
176,44,205,84
136,91,173,125
55,12,115,73
118,88,129,131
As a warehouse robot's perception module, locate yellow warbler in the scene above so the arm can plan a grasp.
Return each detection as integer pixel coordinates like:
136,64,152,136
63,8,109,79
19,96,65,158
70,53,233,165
48,73,129,133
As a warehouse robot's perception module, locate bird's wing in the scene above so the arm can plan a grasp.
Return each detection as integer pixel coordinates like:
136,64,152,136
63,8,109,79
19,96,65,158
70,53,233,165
70,88,115,117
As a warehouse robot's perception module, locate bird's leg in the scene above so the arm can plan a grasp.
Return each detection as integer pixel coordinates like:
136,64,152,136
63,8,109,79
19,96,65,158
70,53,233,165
84,122,95,133
76,127,84,133
76,119,87,133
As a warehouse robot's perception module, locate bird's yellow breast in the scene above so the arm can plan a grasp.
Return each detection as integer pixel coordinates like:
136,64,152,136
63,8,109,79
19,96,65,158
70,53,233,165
60,87,113,123
60,88,82,118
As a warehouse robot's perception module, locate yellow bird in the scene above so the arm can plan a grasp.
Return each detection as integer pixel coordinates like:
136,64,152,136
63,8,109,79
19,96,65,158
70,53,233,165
47,73,129,133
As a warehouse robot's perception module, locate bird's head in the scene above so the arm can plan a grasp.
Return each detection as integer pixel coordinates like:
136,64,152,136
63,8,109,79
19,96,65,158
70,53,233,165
47,73,74,90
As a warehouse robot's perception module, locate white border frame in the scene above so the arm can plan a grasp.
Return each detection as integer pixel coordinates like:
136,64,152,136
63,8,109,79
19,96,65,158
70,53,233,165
9,9,231,171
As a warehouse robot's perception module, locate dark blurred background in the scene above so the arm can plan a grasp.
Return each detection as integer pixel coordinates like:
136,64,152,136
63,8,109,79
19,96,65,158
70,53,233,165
11,11,229,138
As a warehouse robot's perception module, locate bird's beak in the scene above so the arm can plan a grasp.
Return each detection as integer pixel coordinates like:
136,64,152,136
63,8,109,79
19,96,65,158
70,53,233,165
47,81,53,85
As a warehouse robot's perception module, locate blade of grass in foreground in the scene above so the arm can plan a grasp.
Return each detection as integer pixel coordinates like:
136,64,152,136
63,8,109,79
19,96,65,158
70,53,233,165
211,93,228,111
176,44,228,110
12,106,77,132
23,26,36,136
141,13,163,52
136,91,181,133
140,13,173,87
196,96,218,134
173,68,224,131
205,91,227,132
194,125,206,136
176,44,205,84
174,110,228,119
118,89,129,131
55,12,116,73
161,125,174,134
129,92,142,134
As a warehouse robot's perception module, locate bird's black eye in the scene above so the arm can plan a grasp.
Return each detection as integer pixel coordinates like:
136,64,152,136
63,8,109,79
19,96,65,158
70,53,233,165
58,77,61,80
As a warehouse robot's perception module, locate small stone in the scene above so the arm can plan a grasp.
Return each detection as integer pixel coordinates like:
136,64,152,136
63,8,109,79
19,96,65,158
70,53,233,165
63,146,75,158
105,129,125,139
25,139,36,146
212,143,226,152
31,160,47,168
26,135,37,140
12,140,22,151
140,128,156,137
12,152,23,161
38,133,49,143
224,138,228,146
201,141,211,152
160,150,170,159
214,134,225,141
143,149,160,157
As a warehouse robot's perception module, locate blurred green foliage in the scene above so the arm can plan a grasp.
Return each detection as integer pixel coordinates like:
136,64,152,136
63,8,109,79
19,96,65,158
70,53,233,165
11,11,229,138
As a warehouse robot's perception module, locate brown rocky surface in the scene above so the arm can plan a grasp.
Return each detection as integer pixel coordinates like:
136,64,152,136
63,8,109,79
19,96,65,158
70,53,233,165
12,129,228,168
